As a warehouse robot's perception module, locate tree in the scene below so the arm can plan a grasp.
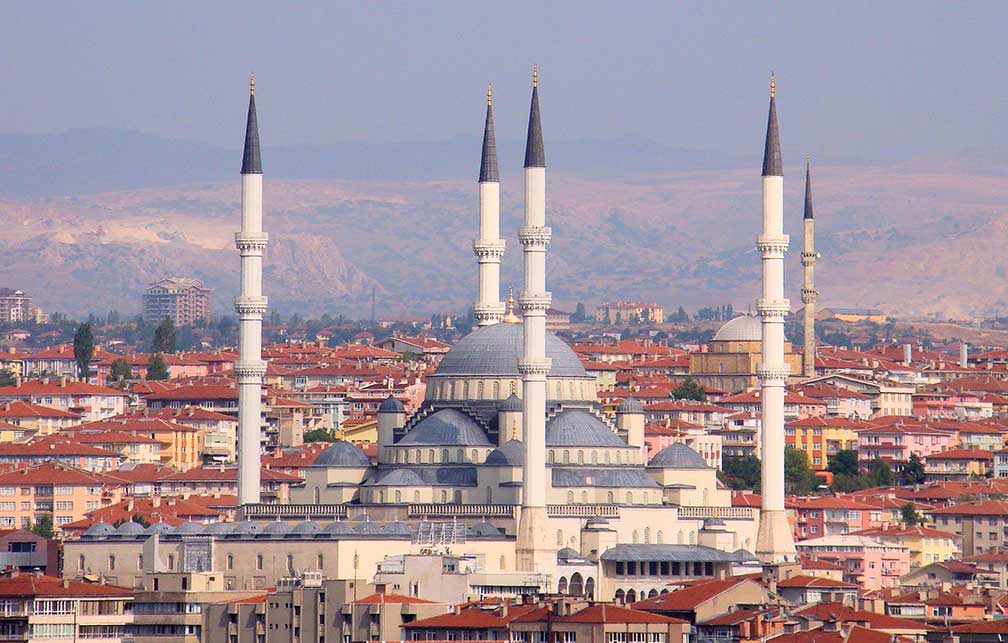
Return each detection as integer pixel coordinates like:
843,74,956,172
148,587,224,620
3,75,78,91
671,377,707,402
0,369,14,387
109,358,132,382
573,303,586,322
304,428,337,443
867,459,895,487
146,354,170,381
29,515,53,539
785,447,820,495
153,318,177,354
899,453,926,486
827,450,860,478
72,322,95,381
719,456,761,492
901,502,922,526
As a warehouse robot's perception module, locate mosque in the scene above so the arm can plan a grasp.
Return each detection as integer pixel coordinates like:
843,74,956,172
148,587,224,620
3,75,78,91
68,69,805,601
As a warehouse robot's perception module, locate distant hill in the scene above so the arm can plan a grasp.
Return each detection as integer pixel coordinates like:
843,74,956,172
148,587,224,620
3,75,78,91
1,149,1006,320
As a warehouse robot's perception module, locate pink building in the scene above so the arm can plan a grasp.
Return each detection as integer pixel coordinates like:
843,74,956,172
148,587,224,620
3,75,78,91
856,422,955,464
788,496,885,541
796,534,910,590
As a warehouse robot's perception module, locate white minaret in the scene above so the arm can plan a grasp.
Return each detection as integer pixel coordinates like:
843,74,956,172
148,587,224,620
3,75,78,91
473,84,506,326
755,75,798,565
516,66,553,572
235,75,267,506
801,157,818,378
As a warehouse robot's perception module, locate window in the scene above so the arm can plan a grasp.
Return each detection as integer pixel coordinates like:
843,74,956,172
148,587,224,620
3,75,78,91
227,554,233,570
256,555,263,571
167,555,174,571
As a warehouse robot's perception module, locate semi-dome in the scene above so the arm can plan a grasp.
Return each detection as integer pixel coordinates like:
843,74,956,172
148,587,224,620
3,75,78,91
648,443,709,469
379,395,404,414
617,397,644,414
713,315,764,342
433,323,588,378
498,393,523,412
313,441,371,467
546,409,625,447
485,439,524,466
398,409,491,446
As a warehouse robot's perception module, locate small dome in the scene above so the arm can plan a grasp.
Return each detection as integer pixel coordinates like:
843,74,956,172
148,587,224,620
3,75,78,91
260,521,291,537
319,521,355,537
617,397,644,414
398,409,491,446
648,444,709,469
546,410,625,447
289,521,322,537
230,521,262,537
203,522,233,536
557,547,581,561
368,468,425,487
379,395,404,414
467,522,503,536
143,522,173,536
713,315,764,342
485,439,524,466
116,521,146,536
84,522,116,539
170,522,204,536
498,393,523,412
313,441,371,467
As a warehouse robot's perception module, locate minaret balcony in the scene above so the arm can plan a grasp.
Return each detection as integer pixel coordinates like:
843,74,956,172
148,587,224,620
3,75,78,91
757,299,790,320
518,226,552,247
518,358,552,376
756,234,789,256
234,361,268,379
473,302,506,323
235,232,269,251
757,365,791,385
234,295,269,316
801,289,819,303
473,240,506,259
518,293,552,313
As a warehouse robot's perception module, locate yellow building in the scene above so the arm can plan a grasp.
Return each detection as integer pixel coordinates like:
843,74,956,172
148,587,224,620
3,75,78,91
852,525,960,568
595,301,665,324
816,307,888,324
785,416,862,470
72,417,203,471
340,416,377,444
689,315,804,393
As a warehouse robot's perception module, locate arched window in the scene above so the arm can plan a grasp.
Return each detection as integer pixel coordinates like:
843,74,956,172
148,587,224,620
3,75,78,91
378,490,385,503
570,572,584,596
644,527,651,544
568,381,575,399
108,555,115,571
626,491,633,504
555,382,562,398
556,530,564,547
441,449,449,463
615,589,625,605
703,489,709,504
585,577,595,600
632,530,639,544
227,554,234,570
648,589,659,598
317,554,324,569
567,491,575,504
558,577,568,594
548,450,555,464
287,554,294,573
577,451,584,464
563,450,570,464
581,491,587,504
607,491,614,504
427,449,435,463
617,451,624,464
657,530,664,544
677,530,684,545
78,555,84,572
413,490,420,503
626,589,637,604
167,555,175,571
394,490,402,503
440,490,448,502
499,555,506,569
477,382,484,398
472,449,478,461
256,554,263,571
416,450,422,463
456,449,464,462
447,382,454,398
689,531,696,545
137,555,143,571
493,382,500,398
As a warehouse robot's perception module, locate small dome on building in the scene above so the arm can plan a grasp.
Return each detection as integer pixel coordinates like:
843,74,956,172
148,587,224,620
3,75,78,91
203,522,233,536
83,522,116,539
260,521,291,537
230,521,262,538
617,397,644,414
467,522,504,536
313,440,372,467
648,443,709,469
368,468,426,487
546,409,625,447
170,521,204,536
485,439,524,466
319,521,355,537
398,409,491,446
713,315,763,342
143,522,173,536
115,521,146,537
498,393,523,412
378,395,404,414
557,547,581,561
289,521,322,537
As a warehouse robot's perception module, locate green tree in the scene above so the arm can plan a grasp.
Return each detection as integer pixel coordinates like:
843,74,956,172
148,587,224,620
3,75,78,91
153,318,177,354
901,502,922,526
72,322,95,381
867,459,895,487
719,456,761,492
899,453,926,486
146,354,170,381
304,428,337,443
785,447,820,494
671,377,707,402
573,303,586,322
29,515,53,539
827,450,860,478
0,369,15,387
109,358,132,382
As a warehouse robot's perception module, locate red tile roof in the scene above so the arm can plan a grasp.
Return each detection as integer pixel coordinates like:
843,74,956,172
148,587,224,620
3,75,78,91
0,462,120,486
776,575,857,589
353,592,435,605
558,605,685,624
631,578,751,611
0,574,132,598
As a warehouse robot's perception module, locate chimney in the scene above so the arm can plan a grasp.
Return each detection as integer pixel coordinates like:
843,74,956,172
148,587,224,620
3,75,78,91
904,343,912,366
961,344,969,369
152,496,161,508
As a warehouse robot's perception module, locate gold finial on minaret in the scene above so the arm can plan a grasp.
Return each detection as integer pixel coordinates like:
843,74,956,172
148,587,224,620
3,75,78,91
770,72,775,98
487,82,492,107
502,287,521,323
510,380,517,396
512,419,518,441
533,64,538,88
250,72,255,96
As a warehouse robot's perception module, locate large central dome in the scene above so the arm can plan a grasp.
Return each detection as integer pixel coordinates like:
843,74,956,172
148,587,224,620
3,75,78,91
434,323,588,378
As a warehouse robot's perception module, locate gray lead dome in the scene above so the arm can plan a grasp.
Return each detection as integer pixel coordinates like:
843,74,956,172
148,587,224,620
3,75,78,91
313,441,371,467
434,323,587,378
648,444,709,469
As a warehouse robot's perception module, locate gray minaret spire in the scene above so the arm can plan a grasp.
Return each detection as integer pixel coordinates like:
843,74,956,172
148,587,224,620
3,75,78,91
761,75,782,177
801,156,818,378
236,73,268,506
524,66,546,168
473,84,506,326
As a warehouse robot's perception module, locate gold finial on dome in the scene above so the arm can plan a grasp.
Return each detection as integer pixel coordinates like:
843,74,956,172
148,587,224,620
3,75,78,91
502,287,521,323
250,72,255,96
512,419,518,441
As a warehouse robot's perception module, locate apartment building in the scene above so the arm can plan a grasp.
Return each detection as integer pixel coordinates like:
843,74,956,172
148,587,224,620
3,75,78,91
143,277,213,326
0,574,132,642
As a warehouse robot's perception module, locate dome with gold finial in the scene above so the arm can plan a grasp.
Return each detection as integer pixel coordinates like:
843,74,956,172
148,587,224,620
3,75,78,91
501,287,521,324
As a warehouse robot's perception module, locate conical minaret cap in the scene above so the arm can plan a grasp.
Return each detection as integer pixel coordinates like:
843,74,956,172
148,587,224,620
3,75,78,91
803,156,814,220
761,74,782,177
479,83,499,182
241,74,262,175
524,66,546,169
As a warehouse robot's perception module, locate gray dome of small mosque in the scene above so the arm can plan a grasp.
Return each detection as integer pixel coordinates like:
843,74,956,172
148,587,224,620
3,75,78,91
484,439,524,466
648,444,710,469
712,315,764,342
617,397,644,414
312,440,371,467
545,409,625,447
433,322,588,378
397,409,493,446
378,395,404,414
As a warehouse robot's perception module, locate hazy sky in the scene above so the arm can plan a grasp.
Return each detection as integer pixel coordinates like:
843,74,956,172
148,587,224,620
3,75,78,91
3,2,1006,165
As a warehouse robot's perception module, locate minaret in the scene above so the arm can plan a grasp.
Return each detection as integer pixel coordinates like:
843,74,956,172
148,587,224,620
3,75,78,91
235,74,268,506
474,83,506,326
516,65,553,572
755,74,798,565
801,157,818,378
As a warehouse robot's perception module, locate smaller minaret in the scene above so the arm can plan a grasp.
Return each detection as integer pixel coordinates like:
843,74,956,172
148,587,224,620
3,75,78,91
473,83,506,326
801,157,818,378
